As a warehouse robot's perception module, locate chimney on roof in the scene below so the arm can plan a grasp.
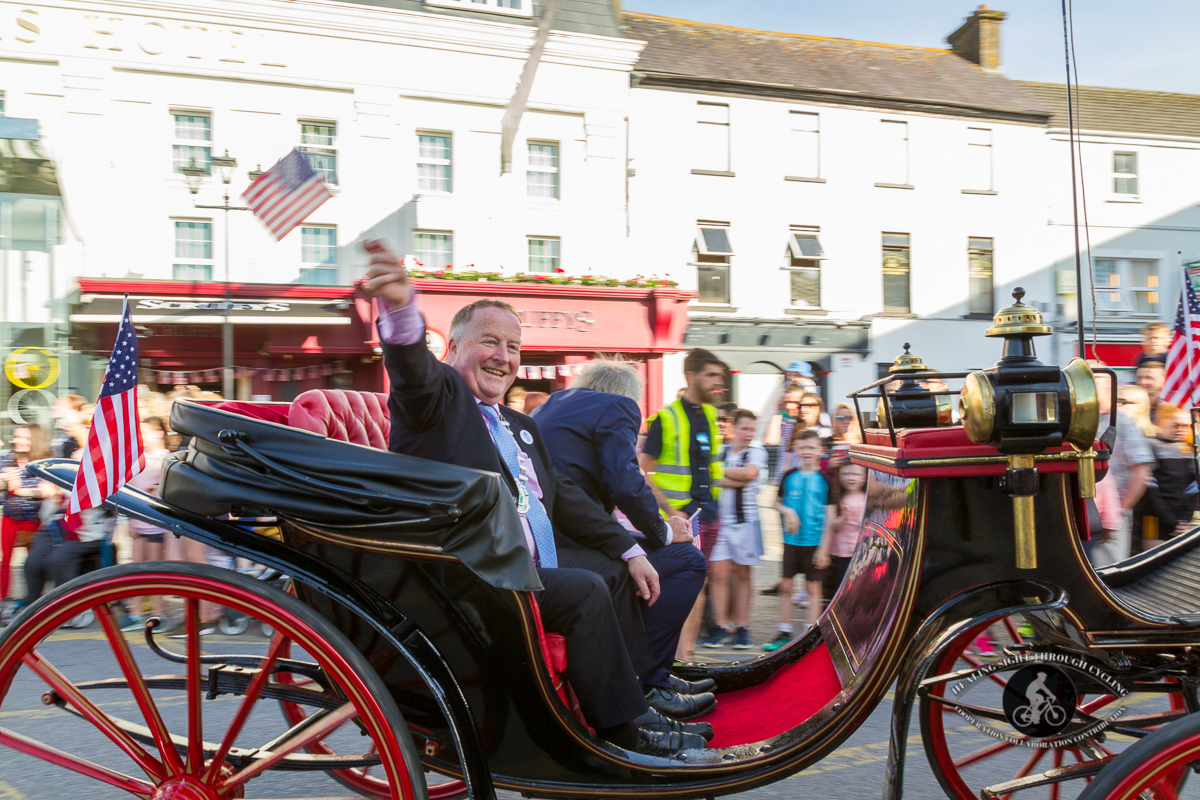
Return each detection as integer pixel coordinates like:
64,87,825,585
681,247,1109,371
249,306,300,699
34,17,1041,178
947,5,1006,71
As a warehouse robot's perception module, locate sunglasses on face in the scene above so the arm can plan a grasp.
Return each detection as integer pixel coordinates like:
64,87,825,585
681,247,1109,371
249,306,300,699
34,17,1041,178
835,415,854,421
800,403,821,409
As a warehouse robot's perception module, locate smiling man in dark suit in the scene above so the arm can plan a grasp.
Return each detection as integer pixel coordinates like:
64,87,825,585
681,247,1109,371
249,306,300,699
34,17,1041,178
360,240,709,755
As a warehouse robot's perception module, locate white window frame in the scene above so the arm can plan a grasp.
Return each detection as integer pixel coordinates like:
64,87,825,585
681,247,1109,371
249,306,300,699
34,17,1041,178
1113,151,1139,198
173,219,213,281
693,102,731,174
786,111,820,180
424,0,531,17
967,237,995,315
0,92,6,117
1093,255,1160,316
877,120,909,187
693,221,732,305
299,121,338,185
299,225,338,285
172,111,212,176
783,226,824,309
966,127,992,191
526,140,560,200
416,131,453,194
881,232,911,314
527,237,561,274
413,230,453,271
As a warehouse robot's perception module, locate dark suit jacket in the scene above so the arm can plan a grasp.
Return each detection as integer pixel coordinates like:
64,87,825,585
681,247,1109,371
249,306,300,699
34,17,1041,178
381,338,637,560
531,388,667,552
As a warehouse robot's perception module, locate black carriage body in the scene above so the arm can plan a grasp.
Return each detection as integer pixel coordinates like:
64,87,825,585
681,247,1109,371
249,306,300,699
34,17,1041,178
32,395,1200,799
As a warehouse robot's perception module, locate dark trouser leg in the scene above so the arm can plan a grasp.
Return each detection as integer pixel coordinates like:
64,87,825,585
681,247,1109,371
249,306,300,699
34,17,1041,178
23,531,53,601
535,566,648,730
555,546,655,680
642,543,707,688
50,540,101,586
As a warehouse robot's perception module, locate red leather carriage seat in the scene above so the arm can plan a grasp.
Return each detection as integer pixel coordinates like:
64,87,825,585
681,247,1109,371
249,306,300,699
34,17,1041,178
287,389,582,724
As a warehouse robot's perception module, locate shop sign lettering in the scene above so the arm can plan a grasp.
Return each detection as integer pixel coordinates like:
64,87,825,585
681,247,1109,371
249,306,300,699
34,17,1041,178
516,310,595,333
0,7,286,68
136,299,290,312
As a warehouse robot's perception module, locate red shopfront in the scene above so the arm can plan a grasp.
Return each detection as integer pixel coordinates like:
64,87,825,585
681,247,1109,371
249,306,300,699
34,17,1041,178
73,280,381,401
73,279,693,412
393,280,693,418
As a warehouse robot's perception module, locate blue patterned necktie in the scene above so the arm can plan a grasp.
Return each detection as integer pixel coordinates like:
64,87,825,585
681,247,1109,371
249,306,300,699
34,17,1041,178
480,405,558,568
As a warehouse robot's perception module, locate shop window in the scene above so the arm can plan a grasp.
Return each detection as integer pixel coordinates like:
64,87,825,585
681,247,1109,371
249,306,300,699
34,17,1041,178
0,92,6,116
882,232,911,314
173,220,212,281
694,222,732,304
968,237,994,315
1094,257,1158,314
300,122,338,185
527,141,559,199
528,237,560,273
417,132,452,193
300,225,338,285
1113,152,1138,196
172,112,211,175
693,102,730,174
966,127,992,191
784,226,824,308
877,120,908,186
787,111,819,180
414,231,453,270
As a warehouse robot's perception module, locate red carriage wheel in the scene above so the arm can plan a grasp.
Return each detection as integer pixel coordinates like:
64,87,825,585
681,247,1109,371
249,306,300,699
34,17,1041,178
276,637,467,800
0,562,427,800
1076,707,1200,800
920,615,1190,800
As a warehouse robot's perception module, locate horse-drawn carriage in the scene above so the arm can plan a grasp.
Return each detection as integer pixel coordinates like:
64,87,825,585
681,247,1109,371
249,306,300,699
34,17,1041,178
3,292,1200,800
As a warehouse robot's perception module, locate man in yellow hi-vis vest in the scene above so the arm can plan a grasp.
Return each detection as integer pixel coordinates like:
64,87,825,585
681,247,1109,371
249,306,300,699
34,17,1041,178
640,348,726,660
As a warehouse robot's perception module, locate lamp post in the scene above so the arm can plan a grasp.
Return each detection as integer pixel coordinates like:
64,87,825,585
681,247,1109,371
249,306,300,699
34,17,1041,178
182,150,248,399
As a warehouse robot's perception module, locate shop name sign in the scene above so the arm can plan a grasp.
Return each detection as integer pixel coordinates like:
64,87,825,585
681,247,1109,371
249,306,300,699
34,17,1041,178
0,7,287,69
136,299,290,313
517,310,595,333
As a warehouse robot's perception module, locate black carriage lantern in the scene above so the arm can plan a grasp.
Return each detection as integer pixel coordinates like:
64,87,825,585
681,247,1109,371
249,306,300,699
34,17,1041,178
875,343,953,429
958,288,1101,568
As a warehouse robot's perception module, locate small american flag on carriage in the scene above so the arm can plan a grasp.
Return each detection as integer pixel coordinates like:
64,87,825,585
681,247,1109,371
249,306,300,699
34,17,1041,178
242,148,333,241
689,509,703,550
1162,265,1200,409
68,297,144,515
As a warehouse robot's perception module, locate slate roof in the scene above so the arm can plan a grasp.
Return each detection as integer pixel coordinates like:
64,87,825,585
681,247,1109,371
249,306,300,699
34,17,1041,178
1015,82,1200,139
623,13,1050,122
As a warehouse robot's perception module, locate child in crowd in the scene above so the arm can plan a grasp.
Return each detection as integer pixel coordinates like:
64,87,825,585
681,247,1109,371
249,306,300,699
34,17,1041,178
703,409,767,650
764,430,838,651
829,463,867,590
1136,321,1170,367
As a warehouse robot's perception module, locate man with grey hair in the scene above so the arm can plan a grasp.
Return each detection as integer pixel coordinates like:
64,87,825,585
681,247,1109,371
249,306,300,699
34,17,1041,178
533,358,716,721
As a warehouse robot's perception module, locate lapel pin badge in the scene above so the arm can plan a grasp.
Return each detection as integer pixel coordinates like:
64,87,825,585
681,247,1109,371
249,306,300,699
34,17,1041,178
520,429,534,445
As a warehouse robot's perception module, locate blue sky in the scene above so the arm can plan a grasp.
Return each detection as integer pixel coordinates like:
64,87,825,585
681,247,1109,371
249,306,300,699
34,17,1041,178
620,1,1199,95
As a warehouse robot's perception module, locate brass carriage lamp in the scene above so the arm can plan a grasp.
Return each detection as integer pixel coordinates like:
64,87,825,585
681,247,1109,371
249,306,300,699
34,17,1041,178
959,289,1100,569
876,344,953,429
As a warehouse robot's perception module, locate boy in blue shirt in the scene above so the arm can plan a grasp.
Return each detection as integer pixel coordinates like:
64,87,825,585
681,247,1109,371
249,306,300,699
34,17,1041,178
764,430,839,651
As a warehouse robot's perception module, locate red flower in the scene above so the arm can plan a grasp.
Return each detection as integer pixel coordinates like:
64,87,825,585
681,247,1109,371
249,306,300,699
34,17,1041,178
434,270,445,277
554,267,565,274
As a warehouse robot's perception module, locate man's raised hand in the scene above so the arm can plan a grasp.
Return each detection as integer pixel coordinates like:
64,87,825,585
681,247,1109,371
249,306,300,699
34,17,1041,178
359,239,413,308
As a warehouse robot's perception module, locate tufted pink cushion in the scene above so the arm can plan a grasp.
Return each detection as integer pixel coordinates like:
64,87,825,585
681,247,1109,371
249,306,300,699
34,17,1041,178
288,390,391,450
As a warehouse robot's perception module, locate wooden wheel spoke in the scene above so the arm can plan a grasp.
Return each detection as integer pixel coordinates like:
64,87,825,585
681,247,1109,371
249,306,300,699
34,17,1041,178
1003,616,1025,645
359,741,378,778
184,598,203,775
216,701,359,793
0,725,155,798
954,738,1015,768
21,650,166,781
95,602,185,776
1080,694,1117,715
997,747,1047,800
1050,747,1064,800
202,632,291,783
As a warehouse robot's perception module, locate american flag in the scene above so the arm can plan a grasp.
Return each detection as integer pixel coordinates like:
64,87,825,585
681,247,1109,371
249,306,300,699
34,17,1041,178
242,148,333,241
689,510,703,551
69,298,144,514
1162,265,1200,409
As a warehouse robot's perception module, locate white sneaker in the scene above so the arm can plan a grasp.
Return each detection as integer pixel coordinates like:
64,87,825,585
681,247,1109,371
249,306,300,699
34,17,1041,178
792,592,809,607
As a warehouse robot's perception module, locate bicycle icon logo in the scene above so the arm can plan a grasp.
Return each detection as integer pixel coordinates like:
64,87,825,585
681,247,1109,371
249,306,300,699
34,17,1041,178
1003,664,1077,737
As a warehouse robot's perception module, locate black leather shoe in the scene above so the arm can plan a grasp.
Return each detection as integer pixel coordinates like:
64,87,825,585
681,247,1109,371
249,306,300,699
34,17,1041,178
668,674,716,695
631,726,709,755
634,707,714,742
644,686,716,722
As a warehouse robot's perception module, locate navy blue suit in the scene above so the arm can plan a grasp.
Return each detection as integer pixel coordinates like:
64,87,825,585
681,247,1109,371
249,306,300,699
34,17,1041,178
532,388,707,688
